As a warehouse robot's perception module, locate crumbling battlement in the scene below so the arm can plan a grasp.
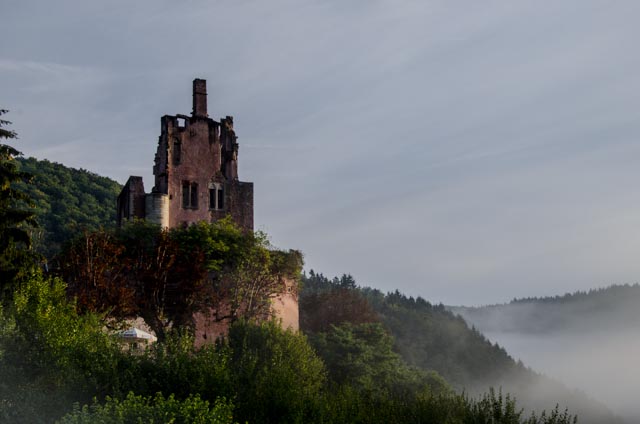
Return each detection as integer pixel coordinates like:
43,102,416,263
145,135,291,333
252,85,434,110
117,79,253,230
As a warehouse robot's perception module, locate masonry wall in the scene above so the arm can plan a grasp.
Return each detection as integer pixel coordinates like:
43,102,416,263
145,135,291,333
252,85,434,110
116,176,146,226
192,276,299,347
151,114,253,230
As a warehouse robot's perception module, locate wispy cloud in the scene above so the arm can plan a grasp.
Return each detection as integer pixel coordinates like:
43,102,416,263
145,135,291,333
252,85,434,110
2,0,640,306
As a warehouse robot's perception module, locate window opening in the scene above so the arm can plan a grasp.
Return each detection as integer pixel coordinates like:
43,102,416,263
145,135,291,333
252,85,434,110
182,181,198,209
173,139,181,165
190,183,198,209
217,186,224,210
208,183,225,210
182,181,190,208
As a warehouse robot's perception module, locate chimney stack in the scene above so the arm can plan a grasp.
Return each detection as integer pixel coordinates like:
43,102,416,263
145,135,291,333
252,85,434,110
192,78,208,118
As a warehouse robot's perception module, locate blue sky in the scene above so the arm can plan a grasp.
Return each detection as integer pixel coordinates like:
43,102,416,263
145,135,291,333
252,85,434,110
2,0,640,305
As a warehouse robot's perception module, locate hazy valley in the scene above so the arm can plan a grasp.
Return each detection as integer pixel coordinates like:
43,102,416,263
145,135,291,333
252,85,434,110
452,285,640,423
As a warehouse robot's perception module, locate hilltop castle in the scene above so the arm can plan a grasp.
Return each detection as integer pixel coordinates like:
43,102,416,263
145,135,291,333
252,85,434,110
117,79,298,341
117,79,253,230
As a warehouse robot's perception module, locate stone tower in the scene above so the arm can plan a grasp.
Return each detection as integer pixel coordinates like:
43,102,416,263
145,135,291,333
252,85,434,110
117,79,254,230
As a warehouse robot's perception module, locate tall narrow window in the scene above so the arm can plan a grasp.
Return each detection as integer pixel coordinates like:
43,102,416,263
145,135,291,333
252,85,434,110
190,183,198,209
182,181,198,209
173,139,182,165
208,183,225,210
217,185,224,210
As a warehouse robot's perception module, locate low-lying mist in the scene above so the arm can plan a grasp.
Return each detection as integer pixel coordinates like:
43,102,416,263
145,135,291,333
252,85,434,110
481,329,639,423
451,285,640,423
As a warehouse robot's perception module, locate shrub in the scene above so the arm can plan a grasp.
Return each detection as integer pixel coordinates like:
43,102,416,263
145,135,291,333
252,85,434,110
58,392,234,424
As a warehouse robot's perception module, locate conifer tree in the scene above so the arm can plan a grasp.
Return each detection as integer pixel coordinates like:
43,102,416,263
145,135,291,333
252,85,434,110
0,109,36,297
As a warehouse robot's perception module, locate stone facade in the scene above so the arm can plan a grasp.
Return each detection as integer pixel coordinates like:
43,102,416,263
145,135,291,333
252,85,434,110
117,79,253,231
193,277,299,346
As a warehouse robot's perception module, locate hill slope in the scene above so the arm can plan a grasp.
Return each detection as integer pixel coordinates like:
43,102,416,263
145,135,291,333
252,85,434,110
16,157,122,258
301,272,622,424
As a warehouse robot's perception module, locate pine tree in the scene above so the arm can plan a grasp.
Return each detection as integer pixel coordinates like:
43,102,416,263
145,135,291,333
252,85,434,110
0,109,37,297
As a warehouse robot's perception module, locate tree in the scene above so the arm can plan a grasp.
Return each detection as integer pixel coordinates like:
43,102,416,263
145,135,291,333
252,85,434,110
0,271,128,422
300,288,378,333
299,271,378,333
225,320,326,424
0,109,37,297
309,322,449,396
59,222,193,340
59,219,303,340
167,219,303,328
60,229,135,323
116,222,187,340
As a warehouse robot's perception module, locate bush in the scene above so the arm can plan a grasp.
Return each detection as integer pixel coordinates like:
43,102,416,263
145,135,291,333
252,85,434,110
58,392,234,424
0,271,133,422
226,319,326,424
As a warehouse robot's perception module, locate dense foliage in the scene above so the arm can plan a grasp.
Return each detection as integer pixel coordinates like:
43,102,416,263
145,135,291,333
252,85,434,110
15,156,121,259
59,393,234,424
57,219,303,341
0,272,577,424
301,271,521,387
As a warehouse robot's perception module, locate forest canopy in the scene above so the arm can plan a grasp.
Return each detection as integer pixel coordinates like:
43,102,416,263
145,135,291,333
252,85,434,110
15,156,122,258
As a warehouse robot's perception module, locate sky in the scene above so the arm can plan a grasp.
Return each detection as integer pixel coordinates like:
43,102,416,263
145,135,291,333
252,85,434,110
2,0,640,305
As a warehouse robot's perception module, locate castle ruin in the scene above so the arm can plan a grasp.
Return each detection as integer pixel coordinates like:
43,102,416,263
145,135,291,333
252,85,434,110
117,79,298,341
117,79,253,230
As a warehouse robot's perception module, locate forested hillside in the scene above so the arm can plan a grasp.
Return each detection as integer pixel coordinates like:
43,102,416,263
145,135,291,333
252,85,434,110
300,272,623,424
15,157,121,258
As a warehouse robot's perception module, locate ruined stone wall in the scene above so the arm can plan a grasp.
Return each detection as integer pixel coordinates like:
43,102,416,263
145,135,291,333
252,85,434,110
145,192,169,227
271,276,300,331
116,176,146,226
161,115,224,227
192,276,299,347
120,79,253,231
209,181,254,231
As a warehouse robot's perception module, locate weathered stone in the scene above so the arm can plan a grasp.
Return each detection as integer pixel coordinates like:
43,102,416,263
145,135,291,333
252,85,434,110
117,79,253,230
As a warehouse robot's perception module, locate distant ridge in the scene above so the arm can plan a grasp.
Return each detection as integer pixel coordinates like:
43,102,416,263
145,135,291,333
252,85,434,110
449,284,640,334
